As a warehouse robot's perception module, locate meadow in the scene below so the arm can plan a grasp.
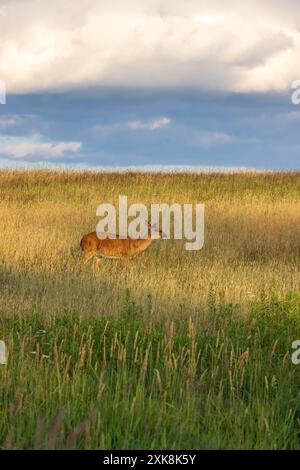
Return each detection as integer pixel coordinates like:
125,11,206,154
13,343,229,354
0,170,299,449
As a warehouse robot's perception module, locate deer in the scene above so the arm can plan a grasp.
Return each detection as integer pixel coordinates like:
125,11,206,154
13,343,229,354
80,222,164,264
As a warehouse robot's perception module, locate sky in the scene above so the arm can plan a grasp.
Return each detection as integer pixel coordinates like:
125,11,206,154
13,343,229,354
0,0,300,170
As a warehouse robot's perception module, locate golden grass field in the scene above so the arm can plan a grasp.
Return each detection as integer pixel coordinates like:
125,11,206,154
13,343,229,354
0,170,299,321
0,170,300,449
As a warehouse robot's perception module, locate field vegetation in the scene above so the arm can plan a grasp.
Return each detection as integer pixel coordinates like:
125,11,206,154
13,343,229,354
0,170,299,449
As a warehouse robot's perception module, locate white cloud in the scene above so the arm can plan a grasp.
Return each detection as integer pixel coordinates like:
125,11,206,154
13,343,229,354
128,117,171,130
196,131,235,147
1,0,300,93
195,131,259,147
0,135,82,160
0,114,34,129
93,117,171,136
242,110,300,133
261,111,300,127
0,117,19,129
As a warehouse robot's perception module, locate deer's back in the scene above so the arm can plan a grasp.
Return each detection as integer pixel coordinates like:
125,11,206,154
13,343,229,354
80,232,152,259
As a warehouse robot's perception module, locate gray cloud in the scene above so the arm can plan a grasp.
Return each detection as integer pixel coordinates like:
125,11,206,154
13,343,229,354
0,1,300,93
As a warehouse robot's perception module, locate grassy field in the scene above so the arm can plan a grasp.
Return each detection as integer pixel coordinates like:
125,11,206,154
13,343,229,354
0,170,299,449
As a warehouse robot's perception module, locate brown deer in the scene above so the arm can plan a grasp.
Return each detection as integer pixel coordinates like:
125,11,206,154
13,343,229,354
80,223,164,264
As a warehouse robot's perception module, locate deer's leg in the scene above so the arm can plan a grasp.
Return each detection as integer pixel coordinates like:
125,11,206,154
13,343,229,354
92,256,101,268
83,251,95,264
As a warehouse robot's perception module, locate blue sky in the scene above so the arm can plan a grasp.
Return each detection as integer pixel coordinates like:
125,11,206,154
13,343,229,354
1,88,299,170
0,0,300,170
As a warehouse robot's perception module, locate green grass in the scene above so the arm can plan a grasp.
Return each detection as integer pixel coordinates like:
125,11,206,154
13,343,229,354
1,290,300,450
0,170,299,449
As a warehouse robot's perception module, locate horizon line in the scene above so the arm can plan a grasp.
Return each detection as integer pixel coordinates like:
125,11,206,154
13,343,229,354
0,163,299,174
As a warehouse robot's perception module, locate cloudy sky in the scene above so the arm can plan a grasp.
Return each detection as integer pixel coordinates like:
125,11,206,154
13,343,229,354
0,0,300,170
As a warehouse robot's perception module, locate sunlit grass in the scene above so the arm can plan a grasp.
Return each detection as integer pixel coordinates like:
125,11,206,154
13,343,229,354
0,170,299,449
0,170,299,318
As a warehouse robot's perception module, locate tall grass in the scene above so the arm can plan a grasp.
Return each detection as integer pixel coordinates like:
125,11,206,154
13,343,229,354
0,292,300,449
0,170,299,319
0,170,299,449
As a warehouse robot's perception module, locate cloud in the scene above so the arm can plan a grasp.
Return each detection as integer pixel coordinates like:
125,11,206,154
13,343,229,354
241,110,300,135
128,117,171,130
0,135,82,160
93,117,171,137
196,131,235,147
0,116,19,129
0,114,35,129
259,111,300,127
195,131,259,148
0,0,300,93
